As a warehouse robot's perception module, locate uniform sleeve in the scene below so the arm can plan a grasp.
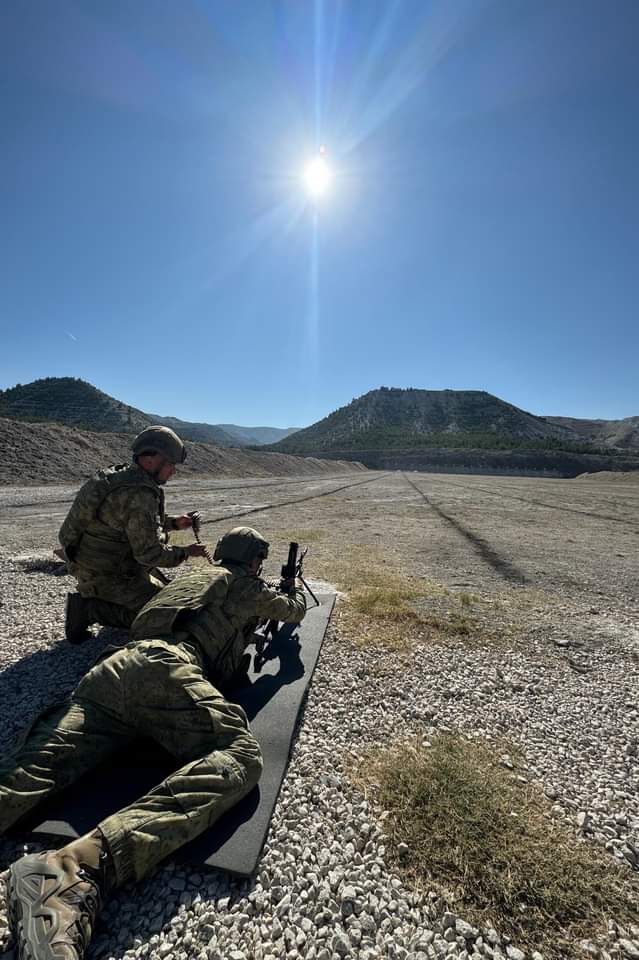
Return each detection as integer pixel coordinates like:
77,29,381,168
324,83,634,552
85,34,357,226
120,490,188,569
253,582,307,623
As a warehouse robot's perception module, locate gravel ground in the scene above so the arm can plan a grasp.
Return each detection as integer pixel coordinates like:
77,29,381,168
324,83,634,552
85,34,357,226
0,471,638,960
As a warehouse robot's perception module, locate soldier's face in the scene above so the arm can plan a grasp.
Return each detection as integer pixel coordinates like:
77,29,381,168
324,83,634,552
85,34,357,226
247,554,266,576
140,453,177,484
156,460,177,484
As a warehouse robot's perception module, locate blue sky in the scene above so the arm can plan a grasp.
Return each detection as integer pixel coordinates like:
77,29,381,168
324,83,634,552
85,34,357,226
1,0,637,427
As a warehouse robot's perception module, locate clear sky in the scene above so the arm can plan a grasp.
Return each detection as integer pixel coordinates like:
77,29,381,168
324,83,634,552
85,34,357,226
1,0,637,427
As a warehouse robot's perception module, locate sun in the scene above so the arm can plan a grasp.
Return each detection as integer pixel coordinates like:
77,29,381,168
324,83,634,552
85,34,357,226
303,150,331,197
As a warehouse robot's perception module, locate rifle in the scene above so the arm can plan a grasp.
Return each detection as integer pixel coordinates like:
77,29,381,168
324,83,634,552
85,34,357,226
254,541,319,670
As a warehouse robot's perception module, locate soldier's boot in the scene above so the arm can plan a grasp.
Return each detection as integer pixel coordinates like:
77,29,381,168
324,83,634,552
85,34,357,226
64,593,93,645
8,830,114,960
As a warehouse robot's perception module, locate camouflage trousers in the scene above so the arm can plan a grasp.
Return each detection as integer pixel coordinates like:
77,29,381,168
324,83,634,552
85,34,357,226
0,640,263,886
75,569,166,630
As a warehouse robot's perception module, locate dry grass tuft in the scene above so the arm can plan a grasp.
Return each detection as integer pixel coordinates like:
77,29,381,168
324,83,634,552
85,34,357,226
308,545,518,650
278,528,326,544
316,549,431,649
355,736,638,959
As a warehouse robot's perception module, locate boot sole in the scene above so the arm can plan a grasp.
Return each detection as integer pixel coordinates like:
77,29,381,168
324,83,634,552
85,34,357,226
8,855,65,960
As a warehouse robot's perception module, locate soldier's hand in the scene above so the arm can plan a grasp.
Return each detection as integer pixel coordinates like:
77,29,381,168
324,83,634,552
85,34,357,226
279,576,296,594
184,543,209,559
174,514,195,530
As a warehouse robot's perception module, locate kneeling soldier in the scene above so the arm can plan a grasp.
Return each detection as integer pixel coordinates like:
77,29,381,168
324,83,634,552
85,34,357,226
59,425,208,643
1,526,306,960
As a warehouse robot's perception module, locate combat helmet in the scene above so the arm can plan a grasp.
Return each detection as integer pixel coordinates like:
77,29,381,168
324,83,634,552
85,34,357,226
213,526,269,565
132,426,187,464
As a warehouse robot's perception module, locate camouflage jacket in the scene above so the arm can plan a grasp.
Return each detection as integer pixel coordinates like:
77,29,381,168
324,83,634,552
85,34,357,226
59,464,187,579
130,562,307,684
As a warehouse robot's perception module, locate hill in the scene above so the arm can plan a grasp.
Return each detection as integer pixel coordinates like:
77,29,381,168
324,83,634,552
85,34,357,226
0,417,363,485
266,387,639,477
546,415,639,450
268,387,581,454
0,378,293,447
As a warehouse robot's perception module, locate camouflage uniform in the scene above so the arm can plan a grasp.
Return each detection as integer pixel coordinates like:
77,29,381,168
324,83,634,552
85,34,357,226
59,464,189,629
0,563,306,885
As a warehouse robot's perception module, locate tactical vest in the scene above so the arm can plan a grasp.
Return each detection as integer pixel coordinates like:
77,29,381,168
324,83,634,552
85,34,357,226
59,465,164,577
130,564,256,682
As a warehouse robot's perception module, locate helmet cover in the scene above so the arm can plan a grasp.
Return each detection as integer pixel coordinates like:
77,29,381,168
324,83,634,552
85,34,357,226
213,526,270,565
132,426,187,464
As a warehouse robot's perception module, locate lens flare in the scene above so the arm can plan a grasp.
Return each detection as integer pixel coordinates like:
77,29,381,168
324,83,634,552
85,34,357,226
304,155,331,196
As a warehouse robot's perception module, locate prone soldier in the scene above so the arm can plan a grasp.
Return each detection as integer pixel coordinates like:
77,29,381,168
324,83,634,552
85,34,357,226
59,425,208,643
1,526,306,960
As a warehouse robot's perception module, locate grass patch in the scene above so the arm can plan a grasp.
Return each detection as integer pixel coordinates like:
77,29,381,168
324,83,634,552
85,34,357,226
318,549,435,649
277,528,326,544
310,546,506,650
459,591,478,607
349,579,422,622
355,735,638,959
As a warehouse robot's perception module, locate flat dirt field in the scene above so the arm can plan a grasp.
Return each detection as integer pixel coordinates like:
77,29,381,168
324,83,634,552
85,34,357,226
0,470,638,959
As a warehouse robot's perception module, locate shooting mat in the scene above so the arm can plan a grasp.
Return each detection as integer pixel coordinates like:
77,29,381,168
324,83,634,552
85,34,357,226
25,593,335,876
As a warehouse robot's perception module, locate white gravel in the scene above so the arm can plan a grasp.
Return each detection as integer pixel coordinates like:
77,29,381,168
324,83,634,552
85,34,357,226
0,543,638,960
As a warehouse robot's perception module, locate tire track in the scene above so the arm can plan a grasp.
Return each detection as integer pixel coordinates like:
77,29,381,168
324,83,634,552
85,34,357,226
418,475,639,529
403,473,528,584
200,473,389,526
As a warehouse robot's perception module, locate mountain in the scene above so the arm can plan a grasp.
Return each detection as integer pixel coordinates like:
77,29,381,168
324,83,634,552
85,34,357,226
268,387,585,454
545,416,639,451
0,378,293,447
218,424,300,446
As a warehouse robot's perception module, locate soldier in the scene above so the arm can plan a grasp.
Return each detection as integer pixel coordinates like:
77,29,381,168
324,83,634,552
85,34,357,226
59,425,208,643
2,526,306,960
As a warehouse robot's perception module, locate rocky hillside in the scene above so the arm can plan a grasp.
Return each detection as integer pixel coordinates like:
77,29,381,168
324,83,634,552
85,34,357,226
546,415,639,450
0,378,301,448
0,417,363,485
269,387,584,454
264,387,639,477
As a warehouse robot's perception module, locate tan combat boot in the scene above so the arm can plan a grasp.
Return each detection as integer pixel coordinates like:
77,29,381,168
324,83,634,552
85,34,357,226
8,831,114,960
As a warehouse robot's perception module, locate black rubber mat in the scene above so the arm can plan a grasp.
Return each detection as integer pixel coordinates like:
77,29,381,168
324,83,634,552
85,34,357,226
26,594,335,876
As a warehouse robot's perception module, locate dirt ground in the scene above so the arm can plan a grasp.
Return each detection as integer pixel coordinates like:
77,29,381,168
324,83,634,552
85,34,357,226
1,470,638,957
2,469,637,663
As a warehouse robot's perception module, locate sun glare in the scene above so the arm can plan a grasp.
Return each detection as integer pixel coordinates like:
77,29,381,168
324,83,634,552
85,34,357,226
304,154,331,197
